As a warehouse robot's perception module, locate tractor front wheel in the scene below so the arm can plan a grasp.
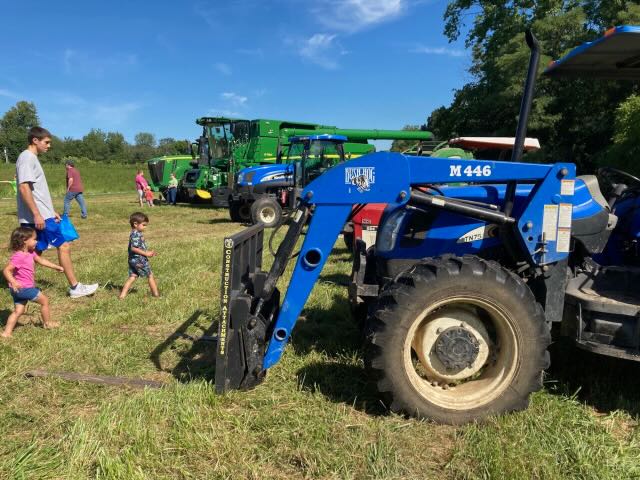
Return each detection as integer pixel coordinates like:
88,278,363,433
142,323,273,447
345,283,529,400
250,197,283,228
365,255,549,424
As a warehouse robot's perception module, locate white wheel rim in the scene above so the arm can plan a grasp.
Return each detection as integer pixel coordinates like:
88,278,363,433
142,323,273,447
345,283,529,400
403,296,519,410
259,206,276,224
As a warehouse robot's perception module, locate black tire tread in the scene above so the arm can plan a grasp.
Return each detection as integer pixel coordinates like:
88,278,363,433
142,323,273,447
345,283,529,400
365,254,550,424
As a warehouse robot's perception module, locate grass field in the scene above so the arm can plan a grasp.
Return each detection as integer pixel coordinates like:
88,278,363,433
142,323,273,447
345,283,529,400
0,194,640,479
0,163,142,198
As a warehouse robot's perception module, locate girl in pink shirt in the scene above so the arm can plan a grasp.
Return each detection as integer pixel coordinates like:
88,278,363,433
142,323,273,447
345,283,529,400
2,227,64,337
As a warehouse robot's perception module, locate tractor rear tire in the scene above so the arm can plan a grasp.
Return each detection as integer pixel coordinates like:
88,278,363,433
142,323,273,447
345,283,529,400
229,201,251,223
250,197,283,228
365,255,550,424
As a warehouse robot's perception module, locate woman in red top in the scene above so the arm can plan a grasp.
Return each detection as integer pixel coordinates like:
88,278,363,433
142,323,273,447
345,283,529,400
135,170,149,207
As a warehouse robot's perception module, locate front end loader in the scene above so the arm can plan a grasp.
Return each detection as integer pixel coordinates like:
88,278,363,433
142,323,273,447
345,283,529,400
213,27,640,424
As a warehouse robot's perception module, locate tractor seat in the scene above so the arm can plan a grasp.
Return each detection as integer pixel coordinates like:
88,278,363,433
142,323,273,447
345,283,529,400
578,175,609,211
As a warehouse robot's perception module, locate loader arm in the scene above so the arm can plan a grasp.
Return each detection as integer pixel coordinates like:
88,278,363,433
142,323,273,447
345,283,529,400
262,152,574,367
215,151,576,392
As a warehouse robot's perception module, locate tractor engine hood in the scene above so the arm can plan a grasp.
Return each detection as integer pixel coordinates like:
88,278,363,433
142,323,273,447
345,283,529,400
237,164,294,187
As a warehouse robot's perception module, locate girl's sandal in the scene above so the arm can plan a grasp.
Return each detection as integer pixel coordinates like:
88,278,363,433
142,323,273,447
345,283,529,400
43,321,60,329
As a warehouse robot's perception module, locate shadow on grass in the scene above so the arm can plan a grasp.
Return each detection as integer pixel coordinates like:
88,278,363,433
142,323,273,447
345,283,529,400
290,293,360,358
296,361,388,416
150,309,218,382
547,338,640,417
318,272,350,287
196,218,235,225
290,293,387,415
0,309,11,325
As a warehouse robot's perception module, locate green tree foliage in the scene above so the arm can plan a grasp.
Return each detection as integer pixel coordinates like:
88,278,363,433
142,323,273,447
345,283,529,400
157,137,190,156
431,1,640,172
0,101,189,164
0,101,39,162
605,94,640,171
390,125,422,152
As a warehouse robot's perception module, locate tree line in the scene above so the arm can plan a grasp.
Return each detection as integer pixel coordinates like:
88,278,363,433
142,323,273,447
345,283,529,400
419,0,640,175
0,101,190,164
392,2,640,174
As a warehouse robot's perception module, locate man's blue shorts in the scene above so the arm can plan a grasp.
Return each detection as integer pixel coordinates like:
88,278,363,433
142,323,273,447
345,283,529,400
21,218,67,251
10,287,41,305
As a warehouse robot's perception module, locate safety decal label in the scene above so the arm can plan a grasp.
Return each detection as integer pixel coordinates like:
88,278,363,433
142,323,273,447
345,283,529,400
557,228,571,253
542,205,558,241
561,180,575,196
345,167,375,193
362,225,378,248
558,203,572,228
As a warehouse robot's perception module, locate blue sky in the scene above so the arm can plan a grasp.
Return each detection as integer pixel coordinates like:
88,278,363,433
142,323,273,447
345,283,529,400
0,0,472,148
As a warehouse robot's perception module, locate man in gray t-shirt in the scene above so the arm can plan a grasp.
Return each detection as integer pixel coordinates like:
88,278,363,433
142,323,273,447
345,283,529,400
16,127,98,298
16,150,55,224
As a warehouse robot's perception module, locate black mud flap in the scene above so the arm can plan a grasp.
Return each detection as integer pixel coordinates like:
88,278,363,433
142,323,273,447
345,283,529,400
215,224,280,393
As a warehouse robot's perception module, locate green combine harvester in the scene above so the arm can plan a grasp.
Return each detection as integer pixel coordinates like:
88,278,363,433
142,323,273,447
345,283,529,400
179,117,434,207
146,154,193,200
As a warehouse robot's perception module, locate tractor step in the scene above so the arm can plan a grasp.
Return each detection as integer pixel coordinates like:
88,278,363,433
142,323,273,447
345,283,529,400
565,265,640,358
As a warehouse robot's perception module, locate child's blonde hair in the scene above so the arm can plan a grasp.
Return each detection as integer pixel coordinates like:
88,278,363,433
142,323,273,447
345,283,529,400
9,227,36,252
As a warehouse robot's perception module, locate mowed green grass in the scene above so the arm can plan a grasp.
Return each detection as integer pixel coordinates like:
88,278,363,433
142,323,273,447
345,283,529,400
0,163,142,197
0,193,639,479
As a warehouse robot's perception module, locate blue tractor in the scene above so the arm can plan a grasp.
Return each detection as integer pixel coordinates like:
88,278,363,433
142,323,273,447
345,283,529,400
213,27,640,424
234,134,349,228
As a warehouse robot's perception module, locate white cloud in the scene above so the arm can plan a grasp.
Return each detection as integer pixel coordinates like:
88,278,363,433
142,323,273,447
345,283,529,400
311,0,407,32
93,102,142,125
299,34,341,69
410,45,467,57
221,92,248,106
236,48,264,57
215,63,232,75
62,49,138,78
206,108,242,118
45,92,142,127
0,88,21,100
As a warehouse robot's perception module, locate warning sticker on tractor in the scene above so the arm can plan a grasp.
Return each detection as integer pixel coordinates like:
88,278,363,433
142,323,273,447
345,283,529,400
561,180,575,196
558,203,573,228
362,226,377,248
542,205,558,241
557,228,571,253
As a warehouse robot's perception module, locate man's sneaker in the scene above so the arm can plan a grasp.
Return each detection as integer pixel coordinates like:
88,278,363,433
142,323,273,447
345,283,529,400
69,283,99,298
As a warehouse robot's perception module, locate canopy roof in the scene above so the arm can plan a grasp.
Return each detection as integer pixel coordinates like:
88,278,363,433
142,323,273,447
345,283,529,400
448,137,541,151
544,26,640,79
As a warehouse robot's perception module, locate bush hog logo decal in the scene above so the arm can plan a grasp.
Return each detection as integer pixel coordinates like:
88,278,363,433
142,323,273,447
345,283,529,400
345,167,375,193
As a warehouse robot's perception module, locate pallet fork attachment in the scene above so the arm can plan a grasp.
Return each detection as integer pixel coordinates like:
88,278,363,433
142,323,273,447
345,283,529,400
214,207,310,393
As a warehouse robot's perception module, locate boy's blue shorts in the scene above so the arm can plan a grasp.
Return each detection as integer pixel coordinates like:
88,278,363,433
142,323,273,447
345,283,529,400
10,287,41,305
21,218,67,251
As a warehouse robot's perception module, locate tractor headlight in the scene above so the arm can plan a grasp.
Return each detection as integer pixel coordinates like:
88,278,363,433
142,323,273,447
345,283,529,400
377,208,408,253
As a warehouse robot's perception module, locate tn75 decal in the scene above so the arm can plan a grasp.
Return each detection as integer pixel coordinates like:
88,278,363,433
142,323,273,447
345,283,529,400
450,165,492,177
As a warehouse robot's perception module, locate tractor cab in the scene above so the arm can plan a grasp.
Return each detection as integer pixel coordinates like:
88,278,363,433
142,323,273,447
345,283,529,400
287,134,347,187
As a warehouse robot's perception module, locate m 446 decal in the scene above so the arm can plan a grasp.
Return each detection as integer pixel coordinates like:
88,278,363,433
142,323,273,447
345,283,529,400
450,165,492,177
